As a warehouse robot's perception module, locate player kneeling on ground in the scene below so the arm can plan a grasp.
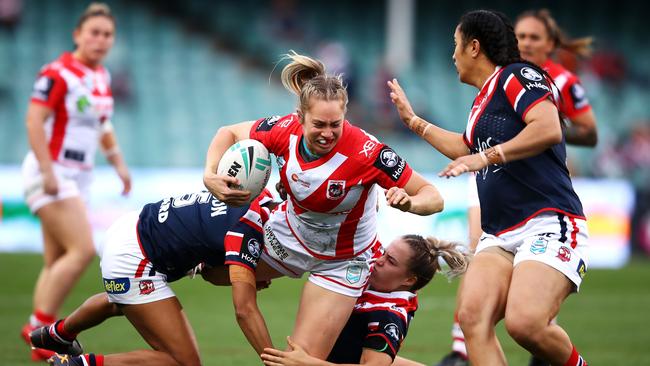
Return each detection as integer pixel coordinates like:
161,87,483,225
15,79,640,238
261,235,471,366
31,188,284,366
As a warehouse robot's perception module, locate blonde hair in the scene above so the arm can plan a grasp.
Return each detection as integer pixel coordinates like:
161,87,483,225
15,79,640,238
402,235,471,291
517,9,593,58
77,2,114,29
280,51,348,114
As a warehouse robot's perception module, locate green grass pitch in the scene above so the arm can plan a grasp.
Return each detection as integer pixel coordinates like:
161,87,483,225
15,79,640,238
1,253,649,365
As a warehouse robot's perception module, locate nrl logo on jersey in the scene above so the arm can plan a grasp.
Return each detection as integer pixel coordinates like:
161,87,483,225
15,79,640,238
384,323,400,341
521,67,543,81
248,238,261,258
326,180,346,200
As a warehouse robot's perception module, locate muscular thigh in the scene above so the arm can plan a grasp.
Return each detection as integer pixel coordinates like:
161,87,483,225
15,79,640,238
291,281,357,359
37,197,93,252
506,261,572,323
458,250,513,323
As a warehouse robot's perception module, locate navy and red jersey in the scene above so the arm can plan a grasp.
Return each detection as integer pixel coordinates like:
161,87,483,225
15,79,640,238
327,290,417,363
463,63,585,236
542,59,591,120
136,189,273,282
250,113,413,259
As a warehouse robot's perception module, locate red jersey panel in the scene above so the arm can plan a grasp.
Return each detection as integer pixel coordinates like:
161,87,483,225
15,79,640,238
250,114,413,259
543,60,591,119
30,52,113,169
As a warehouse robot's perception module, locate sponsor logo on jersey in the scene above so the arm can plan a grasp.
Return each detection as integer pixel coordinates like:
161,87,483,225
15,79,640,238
248,238,261,258
530,237,548,254
576,259,587,279
139,280,155,295
291,173,310,188
521,67,543,81
525,82,551,92
384,323,400,341
326,180,346,200
256,115,281,131
570,84,589,109
264,224,289,260
103,277,130,294
346,263,364,284
556,246,571,262
76,95,91,113
359,140,377,157
374,147,407,182
32,76,54,100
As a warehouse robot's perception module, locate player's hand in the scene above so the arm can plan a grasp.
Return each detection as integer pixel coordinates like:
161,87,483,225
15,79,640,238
385,187,412,212
439,153,487,178
203,172,251,206
42,169,59,196
116,164,131,196
261,337,318,366
275,181,287,201
387,78,416,127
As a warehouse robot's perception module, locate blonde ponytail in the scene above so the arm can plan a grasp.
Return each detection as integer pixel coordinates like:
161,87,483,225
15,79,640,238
279,51,348,114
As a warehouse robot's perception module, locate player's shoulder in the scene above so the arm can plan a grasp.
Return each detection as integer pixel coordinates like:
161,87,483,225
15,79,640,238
338,123,384,163
500,62,545,83
254,113,300,133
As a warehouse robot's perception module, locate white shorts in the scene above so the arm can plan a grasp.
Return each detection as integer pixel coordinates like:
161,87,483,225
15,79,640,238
261,223,381,297
21,152,93,213
99,211,175,305
475,212,589,290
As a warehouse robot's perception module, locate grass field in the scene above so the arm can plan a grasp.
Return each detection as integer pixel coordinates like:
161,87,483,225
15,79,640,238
1,253,649,365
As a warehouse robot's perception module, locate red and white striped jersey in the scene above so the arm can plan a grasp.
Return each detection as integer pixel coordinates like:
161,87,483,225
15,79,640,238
542,59,591,119
250,114,413,259
30,52,113,169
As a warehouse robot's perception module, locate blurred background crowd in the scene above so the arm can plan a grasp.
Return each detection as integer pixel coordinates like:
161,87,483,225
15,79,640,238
0,0,648,253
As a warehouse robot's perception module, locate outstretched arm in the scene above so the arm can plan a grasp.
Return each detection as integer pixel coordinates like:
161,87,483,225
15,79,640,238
261,337,395,366
230,265,274,356
385,171,444,215
387,79,469,160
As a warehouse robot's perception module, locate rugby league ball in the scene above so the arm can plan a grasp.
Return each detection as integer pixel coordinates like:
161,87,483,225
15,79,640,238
217,139,272,202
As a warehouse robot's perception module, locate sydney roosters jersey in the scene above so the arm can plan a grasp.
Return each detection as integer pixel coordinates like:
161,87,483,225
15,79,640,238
542,60,591,119
30,52,113,169
328,290,417,363
250,114,413,259
137,189,274,282
463,64,584,236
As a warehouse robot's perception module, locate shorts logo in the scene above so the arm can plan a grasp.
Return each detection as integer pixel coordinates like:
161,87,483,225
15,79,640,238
346,263,363,284
139,280,155,295
556,246,571,262
577,259,587,279
530,237,548,254
248,238,261,258
521,67,543,81
384,323,400,341
326,180,346,200
103,278,130,294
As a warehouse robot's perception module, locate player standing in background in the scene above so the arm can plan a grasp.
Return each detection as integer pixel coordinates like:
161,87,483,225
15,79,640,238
20,3,131,361
204,51,443,360
261,235,470,366
436,9,598,366
388,10,590,366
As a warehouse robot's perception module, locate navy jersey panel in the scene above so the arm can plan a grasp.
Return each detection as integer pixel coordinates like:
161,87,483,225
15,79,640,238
327,310,410,362
469,63,584,235
136,191,250,281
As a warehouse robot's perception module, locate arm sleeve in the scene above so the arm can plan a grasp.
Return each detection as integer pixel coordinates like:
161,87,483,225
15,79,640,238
249,114,296,156
501,65,553,121
224,223,264,272
30,69,67,109
362,311,408,361
369,144,413,189
560,78,591,119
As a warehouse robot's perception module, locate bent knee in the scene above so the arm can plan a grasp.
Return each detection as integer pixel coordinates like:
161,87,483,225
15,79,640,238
504,316,545,346
457,303,489,334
